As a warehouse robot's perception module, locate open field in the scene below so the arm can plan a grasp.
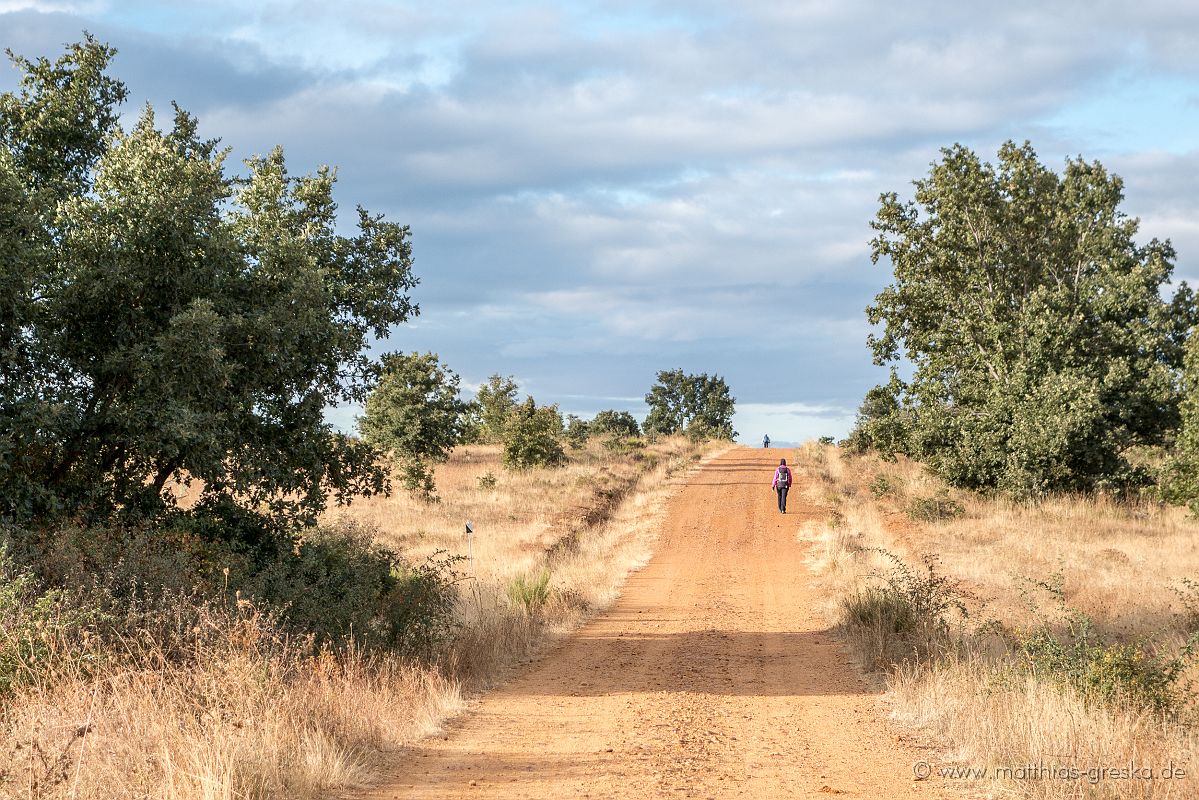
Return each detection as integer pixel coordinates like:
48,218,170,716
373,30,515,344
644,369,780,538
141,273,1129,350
794,442,1199,799
0,437,718,799
9,439,1192,799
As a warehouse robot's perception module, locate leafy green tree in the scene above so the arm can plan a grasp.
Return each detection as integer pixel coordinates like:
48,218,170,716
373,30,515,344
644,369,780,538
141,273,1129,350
458,402,484,445
475,374,519,444
590,409,641,438
0,39,417,529
358,352,469,501
503,398,566,469
564,414,590,449
865,141,1195,495
843,371,912,458
1162,331,1199,512
643,369,736,440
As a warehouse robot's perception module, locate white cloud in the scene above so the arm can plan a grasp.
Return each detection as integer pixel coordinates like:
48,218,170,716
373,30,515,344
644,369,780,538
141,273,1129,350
4,0,1198,424
0,0,100,11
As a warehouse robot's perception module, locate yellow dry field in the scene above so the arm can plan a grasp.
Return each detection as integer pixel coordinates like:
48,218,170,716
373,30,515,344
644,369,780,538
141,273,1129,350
325,438,723,681
793,442,1199,800
0,437,720,800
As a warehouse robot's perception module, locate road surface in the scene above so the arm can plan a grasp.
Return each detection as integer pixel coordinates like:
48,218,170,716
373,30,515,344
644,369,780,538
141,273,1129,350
361,447,947,799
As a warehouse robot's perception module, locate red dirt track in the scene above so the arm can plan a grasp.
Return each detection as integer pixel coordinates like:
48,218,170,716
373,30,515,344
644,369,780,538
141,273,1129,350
361,447,947,799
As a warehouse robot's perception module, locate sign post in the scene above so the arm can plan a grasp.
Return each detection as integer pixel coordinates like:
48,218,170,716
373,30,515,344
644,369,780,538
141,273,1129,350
465,521,474,573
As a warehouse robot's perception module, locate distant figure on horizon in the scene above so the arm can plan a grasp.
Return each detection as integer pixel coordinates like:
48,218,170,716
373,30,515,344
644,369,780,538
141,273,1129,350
772,457,792,514
762,434,770,448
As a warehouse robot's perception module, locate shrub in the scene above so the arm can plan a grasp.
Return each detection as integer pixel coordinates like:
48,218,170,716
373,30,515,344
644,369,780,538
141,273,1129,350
399,459,440,504
247,523,461,657
590,410,641,438
907,491,965,522
0,551,96,695
506,568,551,615
843,373,910,459
564,415,590,449
602,435,646,454
380,552,463,660
358,351,469,501
1016,576,1199,714
503,398,567,470
843,585,917,634
477,471,498,490
841,551,969,670
869,474,897,498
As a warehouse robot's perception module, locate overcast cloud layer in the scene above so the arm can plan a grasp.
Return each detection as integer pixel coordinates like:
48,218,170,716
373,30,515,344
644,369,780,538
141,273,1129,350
4,1,1198,443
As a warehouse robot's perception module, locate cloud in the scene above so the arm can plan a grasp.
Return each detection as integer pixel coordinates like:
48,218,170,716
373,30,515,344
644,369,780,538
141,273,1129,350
3,0,1198,437
0,1,98,12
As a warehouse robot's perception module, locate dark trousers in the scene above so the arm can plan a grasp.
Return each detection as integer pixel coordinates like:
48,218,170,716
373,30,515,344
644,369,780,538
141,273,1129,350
776,486,788,512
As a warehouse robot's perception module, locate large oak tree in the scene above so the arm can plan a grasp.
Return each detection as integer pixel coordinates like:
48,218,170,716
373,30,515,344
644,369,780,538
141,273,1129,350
0,37,418,528
861,141,1195,494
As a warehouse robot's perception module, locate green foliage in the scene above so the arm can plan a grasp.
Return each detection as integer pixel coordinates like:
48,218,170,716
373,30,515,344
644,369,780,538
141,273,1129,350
865,141,1195,496
398,460,439,503
869,474,897,498
590,409,641,437
817,436,835,446
240,523,461,657
0,34,128,201
644,369,736,440
906,491,965,522
477,471,498,490
841,551,969,669
843,371,911,458
0,550,97,695
873,551,969,629
475,374,519,444
506,568,551,614
1171,577,1199,633
843,585,917,636
0,38,417,529
379,552,463,660
2,520,461,663
503,398,567,470
458,402,484,445
1016,576,1198,714
359,352,469,501
602,435,646,454
564,414,590,449
1161,331,1199,512
562,409,641,450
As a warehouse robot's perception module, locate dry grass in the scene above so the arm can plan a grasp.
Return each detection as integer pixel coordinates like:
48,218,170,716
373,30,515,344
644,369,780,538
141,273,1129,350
326,439,720,682
0,437,719,799
795,442,1199,799
2,605,459,800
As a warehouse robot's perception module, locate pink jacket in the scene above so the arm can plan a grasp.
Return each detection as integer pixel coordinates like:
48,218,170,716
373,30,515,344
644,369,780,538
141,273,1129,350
772,465,792,489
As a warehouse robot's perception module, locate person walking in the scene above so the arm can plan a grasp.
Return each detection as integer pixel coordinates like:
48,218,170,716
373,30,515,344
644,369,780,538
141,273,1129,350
772,457,792,513
762,434,770,448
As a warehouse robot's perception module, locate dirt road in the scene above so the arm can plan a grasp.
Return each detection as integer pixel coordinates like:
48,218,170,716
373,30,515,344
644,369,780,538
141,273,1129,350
362,447,948,799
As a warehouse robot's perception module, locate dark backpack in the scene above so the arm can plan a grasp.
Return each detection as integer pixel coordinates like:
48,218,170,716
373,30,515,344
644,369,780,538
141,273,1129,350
776,467,790,488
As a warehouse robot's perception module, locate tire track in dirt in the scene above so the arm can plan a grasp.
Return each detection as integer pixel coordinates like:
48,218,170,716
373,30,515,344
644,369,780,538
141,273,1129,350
358,447,951,799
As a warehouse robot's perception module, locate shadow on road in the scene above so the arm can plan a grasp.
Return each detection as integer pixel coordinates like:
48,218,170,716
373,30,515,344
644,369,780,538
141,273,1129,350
503,625,864,698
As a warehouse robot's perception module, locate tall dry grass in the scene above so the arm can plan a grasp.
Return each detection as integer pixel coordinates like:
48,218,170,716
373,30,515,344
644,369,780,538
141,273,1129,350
794,442,1199,798
0,437,719,799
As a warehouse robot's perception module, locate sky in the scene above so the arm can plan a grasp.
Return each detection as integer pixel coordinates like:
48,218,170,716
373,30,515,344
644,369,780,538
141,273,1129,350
3,1,1199,445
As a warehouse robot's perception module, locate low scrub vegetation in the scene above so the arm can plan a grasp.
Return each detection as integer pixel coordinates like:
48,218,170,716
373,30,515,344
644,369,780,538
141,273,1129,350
795,441,1199,799
905,492,965,522
0,437,716,798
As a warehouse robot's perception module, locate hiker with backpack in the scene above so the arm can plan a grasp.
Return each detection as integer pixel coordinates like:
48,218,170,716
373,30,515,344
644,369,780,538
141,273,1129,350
762,434,770,448
772,458,792,513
